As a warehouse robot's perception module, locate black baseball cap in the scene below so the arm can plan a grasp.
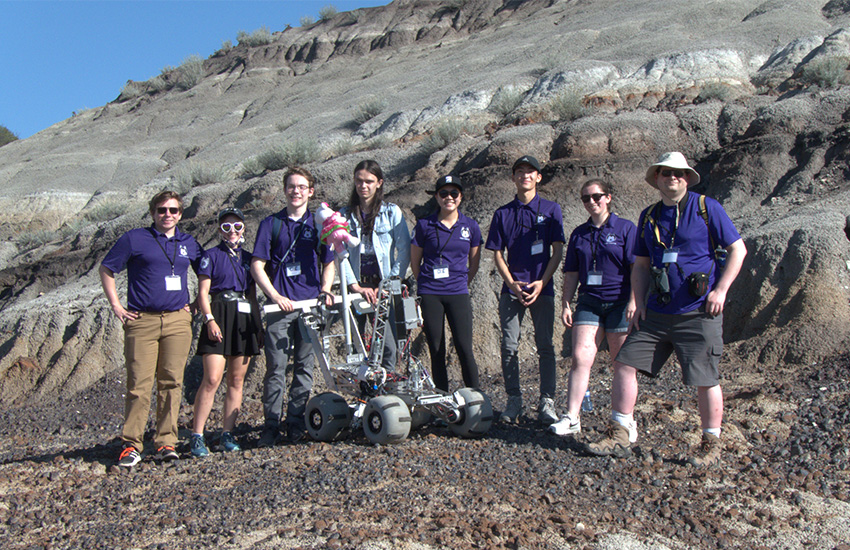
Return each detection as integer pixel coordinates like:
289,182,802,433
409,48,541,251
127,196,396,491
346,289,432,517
426,174,463,195
512,155,541,173
218,207,245,221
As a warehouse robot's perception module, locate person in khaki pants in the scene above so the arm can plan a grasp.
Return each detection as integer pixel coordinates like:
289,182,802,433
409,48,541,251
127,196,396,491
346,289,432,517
99,190,201,467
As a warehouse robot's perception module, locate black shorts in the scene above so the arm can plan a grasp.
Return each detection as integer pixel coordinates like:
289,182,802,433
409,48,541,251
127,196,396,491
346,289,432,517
196,299,263,357
615,308,722,387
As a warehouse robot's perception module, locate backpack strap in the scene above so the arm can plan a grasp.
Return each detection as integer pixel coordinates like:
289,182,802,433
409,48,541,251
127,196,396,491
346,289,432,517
697,194,716,252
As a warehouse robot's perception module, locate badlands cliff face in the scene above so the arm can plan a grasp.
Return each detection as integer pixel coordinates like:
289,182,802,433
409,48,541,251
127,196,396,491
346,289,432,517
1,0,850,406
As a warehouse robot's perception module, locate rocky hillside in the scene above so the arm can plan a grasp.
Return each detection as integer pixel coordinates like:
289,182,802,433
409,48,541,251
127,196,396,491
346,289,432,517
2,0,850,407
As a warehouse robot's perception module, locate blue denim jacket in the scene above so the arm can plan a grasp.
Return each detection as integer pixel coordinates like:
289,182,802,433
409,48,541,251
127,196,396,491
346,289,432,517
340,202,411,285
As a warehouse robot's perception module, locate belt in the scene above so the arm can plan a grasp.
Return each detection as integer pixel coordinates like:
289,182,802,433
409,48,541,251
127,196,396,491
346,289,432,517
211,290,246,303
360,274,381,288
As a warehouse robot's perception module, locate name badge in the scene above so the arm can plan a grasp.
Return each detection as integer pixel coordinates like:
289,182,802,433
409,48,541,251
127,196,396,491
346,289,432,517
531,239,544,256
433,264,449,279
662,248,679,264
587,271,603,286
285,262,302,277
164,275,181,291
237,299,252,314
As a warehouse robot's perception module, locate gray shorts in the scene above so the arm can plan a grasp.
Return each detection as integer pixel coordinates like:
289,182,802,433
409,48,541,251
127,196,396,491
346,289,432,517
615,308,722,387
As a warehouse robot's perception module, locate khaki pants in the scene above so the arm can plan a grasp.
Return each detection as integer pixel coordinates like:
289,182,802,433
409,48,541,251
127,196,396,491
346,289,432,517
121,309,192,451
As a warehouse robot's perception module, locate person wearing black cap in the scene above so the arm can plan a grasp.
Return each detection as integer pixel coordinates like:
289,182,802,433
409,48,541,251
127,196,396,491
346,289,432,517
190,207,262,457
411,175,482,392
484,156,565,425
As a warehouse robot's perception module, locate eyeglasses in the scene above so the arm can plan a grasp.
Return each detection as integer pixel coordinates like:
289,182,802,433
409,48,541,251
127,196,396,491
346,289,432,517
156,207,180,215
438,189,460,199
220,222,244,233
580,193,606,203
659,169,687,178
286,184,311,192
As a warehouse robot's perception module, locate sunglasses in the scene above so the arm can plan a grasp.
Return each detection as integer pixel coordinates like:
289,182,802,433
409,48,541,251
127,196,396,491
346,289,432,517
659,169,687,178
580,193,606,203
438,189,460,199
220,222,244,233
156,207,181,215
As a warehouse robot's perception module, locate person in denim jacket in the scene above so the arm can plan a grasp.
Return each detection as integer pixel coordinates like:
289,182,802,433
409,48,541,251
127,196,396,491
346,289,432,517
340,159,411,369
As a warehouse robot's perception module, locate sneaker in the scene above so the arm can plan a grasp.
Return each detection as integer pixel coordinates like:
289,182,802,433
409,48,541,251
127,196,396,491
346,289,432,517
549,413,581,436
156,445,179,462
586,421,632,458
117,446,141,468
190,434,209,458
688,433,722,467
500,395,523,424
220,431,241,452
538,398,558,426
257,426,279,448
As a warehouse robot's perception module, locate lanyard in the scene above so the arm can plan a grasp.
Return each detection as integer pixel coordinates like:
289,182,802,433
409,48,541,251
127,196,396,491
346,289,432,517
152,228,178,274
280,217,307,264
649,200,684,250
588,213,611,271
225,246,246,291
515,197,543,240
433,220,458,261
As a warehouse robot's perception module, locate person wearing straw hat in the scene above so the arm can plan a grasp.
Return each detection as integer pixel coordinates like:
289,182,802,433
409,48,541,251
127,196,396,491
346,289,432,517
586,152,747,467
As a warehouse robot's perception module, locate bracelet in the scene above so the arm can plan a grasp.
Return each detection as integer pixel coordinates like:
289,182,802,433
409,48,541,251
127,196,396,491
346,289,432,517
205,313,215,323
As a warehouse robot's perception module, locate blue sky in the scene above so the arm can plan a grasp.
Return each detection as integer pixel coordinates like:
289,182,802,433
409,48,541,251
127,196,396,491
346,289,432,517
0,0,388,139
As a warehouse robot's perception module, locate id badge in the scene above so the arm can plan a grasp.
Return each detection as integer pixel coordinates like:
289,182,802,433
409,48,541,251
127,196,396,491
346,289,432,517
531,239,544,256
164,275,181,291
662,248,679,264
587,271,603,286
237,299,252,314
433,264,450,280
285,262,302,277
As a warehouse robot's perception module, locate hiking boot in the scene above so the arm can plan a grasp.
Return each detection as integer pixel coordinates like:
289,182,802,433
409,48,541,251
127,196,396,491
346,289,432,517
190,434,209,458
538,397,558,426
500,396,523,424
156,445,179,462
586,421,632,458
688,433,722,467
285,425,306,444
549,413,581,436
621,417,639,443
220,431,241,452
117,446,141,468
257,426,279,448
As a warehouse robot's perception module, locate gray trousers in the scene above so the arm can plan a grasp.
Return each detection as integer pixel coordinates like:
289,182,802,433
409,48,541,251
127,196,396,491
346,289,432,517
499,293,556,399
262,310,314,431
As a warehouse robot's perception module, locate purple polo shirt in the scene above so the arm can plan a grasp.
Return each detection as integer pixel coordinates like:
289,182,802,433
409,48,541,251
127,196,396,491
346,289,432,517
198,242,254,293
563,213,637,302
412,212,482,295
485,194,566,297
101,225,202,312
636,192,741,314
253,209,333,301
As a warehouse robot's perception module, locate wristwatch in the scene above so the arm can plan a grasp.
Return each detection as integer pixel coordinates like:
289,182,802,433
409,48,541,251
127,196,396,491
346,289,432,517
205,313,215,323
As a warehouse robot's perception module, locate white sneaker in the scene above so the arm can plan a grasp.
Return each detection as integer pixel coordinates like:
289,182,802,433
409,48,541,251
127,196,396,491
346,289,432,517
549,414,581,436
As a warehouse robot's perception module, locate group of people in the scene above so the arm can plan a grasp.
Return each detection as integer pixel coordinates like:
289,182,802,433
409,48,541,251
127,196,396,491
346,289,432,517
101,151,745,469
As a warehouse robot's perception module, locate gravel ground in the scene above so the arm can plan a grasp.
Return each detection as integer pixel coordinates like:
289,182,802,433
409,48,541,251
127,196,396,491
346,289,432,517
0,352,848,550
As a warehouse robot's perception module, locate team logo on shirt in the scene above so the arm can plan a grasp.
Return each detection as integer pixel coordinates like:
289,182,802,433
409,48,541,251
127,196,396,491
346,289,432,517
605,234,617,244
537,215,545,224
460,226,471,241
200,257,210,270
304,227,313,239
179,245,189,257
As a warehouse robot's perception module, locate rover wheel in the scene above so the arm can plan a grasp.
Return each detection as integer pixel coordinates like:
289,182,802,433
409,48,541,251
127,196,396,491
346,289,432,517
449,388,494,439
305,392,352,442
363,395,411,445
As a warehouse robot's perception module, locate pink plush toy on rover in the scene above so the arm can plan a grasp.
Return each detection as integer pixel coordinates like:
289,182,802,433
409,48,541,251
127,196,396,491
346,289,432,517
314,202,361,254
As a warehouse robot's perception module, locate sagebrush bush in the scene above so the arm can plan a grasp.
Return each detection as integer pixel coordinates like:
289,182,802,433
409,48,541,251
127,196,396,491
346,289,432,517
332,138,357,157
318,5,338,21
176,55,204,90
300,15,316,27
118,82,145,101
0,125,18,147
488,86,526,117
242,138,322,177
178,163,230,189
237,27,273,47
353,97,388,125
698,82,738,102
800,56,849,89
84,201,130,223
547,88,587,121
17,229,57,251
422,118,468,155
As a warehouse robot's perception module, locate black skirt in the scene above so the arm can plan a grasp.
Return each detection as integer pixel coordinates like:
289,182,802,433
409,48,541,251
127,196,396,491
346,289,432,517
196,299,263,357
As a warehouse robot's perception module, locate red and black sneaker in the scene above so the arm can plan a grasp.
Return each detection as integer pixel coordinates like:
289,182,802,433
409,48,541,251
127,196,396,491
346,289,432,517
117,446,141,468
156,445,179,462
